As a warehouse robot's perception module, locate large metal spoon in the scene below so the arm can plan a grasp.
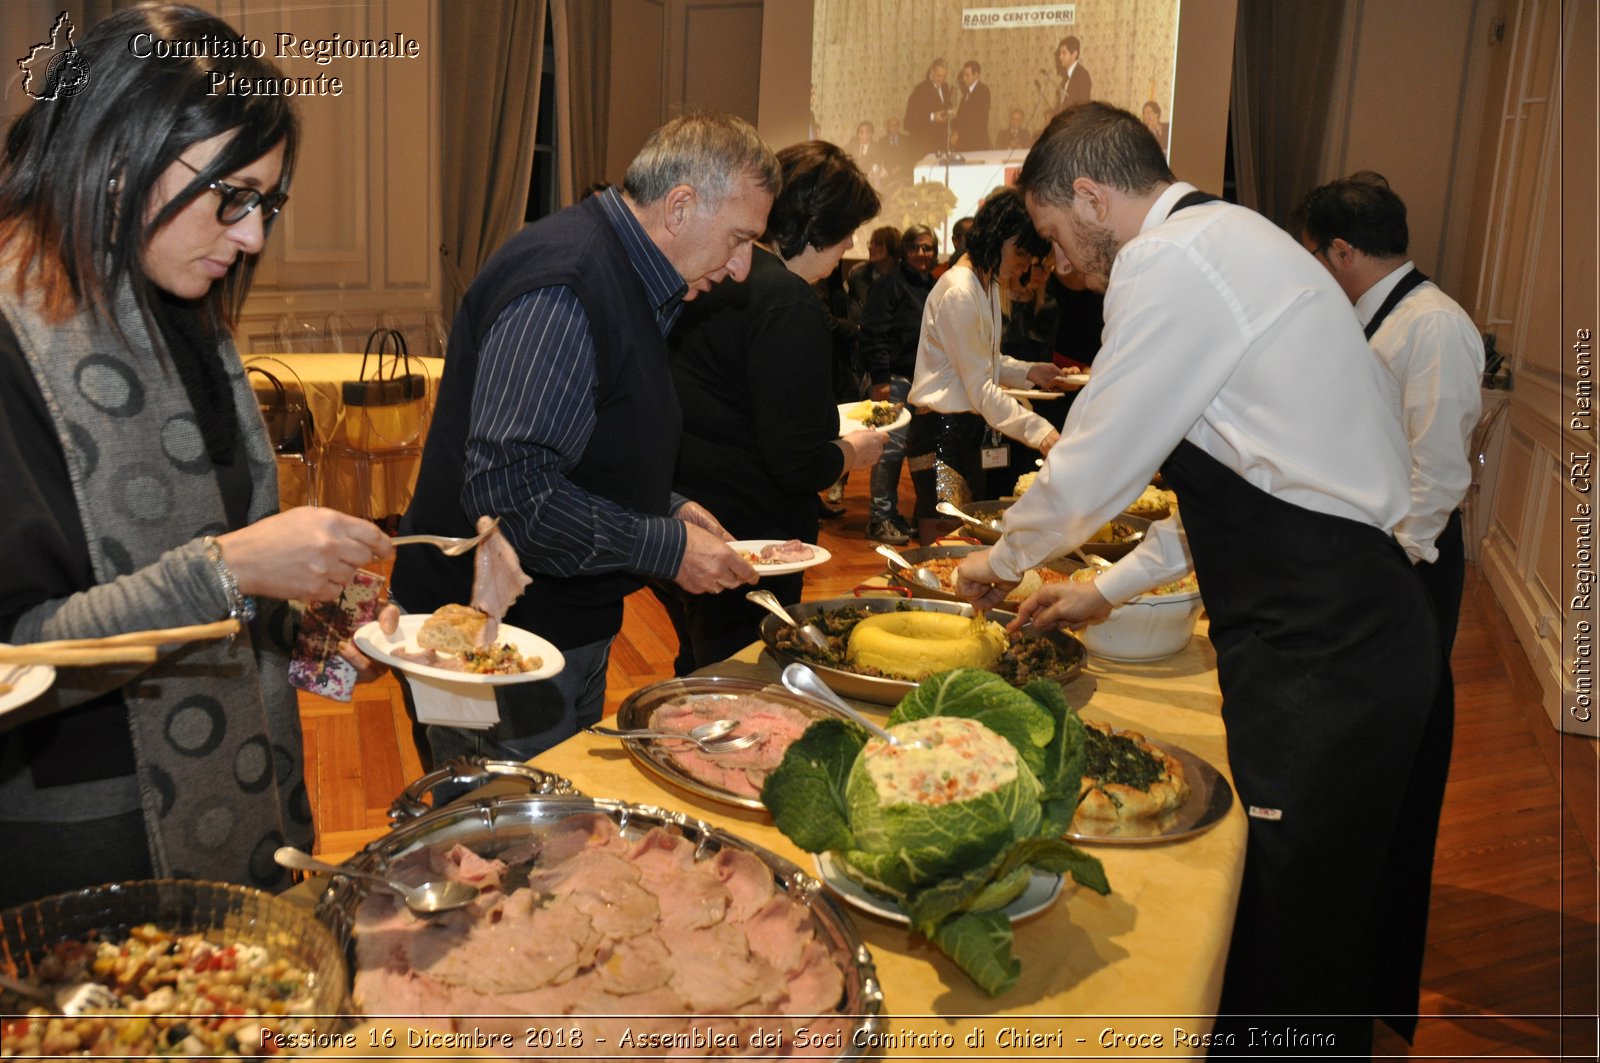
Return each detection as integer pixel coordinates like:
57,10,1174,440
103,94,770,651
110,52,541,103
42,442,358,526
1073,548,1114,570
274,847,479,915
586,719,762,752
745,590,831,653
780,663,926,749
936,500,1004,534
874,544,942,590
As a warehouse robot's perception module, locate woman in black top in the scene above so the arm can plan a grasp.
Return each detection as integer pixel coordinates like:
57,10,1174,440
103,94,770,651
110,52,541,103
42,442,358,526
662,143,883,671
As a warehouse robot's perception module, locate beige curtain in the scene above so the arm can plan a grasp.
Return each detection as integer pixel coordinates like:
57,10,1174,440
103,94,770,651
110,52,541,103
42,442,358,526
439,0,547,321
552,0,612,206
1229,0,1348,227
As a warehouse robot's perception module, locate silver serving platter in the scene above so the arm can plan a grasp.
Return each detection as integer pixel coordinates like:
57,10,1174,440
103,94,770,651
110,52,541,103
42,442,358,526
757,596,1087,705
953,500,1154,559
884,543,1082,604
1066,737,1235,845
614,675,849,811
314,794,883,1054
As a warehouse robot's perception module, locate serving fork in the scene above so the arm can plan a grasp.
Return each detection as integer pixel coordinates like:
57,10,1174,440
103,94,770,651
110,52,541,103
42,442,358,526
391,516,501,556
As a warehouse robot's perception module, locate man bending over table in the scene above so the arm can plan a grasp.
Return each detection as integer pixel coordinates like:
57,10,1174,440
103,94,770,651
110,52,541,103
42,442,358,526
395,114,779,765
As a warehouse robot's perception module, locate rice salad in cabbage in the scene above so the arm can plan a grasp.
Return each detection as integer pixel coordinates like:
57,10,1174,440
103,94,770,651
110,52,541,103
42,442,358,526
762,669,1109,995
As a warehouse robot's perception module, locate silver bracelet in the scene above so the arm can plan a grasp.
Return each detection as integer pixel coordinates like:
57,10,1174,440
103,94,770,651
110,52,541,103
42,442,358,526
201,536,256,623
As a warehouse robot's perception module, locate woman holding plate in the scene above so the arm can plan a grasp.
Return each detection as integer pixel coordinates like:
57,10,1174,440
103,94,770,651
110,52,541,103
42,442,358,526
905,189,1074,545
0,4,390,907
659,142,883,671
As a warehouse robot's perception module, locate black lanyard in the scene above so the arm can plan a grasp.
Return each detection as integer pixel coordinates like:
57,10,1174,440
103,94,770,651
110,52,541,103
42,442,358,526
1363,267,1430,339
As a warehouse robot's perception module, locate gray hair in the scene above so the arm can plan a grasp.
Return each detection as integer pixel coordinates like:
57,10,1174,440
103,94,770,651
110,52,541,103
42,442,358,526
622,112,780,210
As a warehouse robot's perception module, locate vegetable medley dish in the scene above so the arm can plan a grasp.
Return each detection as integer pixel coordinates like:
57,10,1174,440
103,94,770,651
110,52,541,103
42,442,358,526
0,925,320,1057
772,604,1079,687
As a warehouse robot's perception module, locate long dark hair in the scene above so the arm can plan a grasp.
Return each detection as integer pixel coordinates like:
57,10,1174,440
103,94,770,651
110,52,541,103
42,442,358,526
0,3,299,337
764,141,880,261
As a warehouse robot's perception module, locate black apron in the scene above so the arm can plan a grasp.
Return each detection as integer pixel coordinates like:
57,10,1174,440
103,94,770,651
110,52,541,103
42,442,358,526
1360,265,1461,1042
1158,194,1442,1055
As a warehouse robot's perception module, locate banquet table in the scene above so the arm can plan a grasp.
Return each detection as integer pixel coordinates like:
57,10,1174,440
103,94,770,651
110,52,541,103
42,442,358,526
501,629,1247,1058
246,351,445,514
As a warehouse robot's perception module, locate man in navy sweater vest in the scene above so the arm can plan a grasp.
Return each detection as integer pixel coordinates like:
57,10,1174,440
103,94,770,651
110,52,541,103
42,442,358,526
396,114,779,764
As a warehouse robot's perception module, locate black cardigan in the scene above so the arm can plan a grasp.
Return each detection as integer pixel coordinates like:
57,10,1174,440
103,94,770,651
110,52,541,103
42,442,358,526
857,261,935,384
669,247,845,543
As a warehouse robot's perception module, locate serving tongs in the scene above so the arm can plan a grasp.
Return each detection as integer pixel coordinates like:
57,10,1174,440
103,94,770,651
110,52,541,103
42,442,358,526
0,619,242,668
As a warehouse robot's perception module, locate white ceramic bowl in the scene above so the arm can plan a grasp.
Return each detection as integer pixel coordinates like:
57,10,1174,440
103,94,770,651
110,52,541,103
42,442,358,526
1079,589,1204,661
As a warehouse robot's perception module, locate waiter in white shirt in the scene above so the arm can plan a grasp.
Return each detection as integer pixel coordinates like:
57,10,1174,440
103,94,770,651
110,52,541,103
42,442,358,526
1292,172,1483,1043
956,104,1442,1054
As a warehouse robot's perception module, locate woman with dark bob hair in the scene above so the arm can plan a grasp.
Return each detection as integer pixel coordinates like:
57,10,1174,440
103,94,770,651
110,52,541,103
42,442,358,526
661,141,885,670
905,188,1071,544
0,3,391,906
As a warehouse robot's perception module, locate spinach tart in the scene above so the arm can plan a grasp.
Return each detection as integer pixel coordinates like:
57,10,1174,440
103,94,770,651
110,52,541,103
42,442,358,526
1077,721,1190,820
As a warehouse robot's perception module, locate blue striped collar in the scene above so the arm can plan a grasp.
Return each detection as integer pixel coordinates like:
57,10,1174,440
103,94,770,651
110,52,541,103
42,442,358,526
596,187,687,331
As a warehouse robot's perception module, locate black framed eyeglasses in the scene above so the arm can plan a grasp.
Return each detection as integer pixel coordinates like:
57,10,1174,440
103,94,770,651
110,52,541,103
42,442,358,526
175,157,288,226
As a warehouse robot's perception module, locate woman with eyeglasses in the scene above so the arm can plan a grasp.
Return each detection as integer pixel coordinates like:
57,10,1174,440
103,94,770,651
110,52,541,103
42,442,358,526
905,188,1073,545
0,3,391,907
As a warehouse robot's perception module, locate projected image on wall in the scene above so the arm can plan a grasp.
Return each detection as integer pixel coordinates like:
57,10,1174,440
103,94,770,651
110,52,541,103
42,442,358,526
810,0,1180,247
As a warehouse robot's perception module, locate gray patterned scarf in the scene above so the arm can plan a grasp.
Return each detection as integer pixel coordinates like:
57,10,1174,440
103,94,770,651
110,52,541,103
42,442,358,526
0,272,312,888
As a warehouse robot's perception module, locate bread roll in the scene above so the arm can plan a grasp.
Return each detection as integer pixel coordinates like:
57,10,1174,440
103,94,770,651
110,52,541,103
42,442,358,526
416,604,490,654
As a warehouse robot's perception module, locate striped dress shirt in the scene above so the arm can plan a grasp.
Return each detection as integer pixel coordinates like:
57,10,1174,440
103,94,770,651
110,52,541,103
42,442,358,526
463,188,689,581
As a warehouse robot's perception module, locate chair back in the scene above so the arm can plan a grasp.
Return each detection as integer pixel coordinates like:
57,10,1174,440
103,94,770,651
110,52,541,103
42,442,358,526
339,328,431,450
244,356,314,455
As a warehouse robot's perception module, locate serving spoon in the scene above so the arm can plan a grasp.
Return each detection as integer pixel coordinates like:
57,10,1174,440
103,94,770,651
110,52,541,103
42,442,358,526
874,544,943,591
745,590,832,653
586,719,762,752
274,847,480,915
936,500,1004,535
780,663,926,749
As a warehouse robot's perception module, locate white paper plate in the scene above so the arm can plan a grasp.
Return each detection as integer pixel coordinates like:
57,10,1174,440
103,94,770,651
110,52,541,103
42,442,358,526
353,614,564,685
813,851,1062,926
837,402,911,433
728,540,832,576
0,662,55,717
1001,388,1065,401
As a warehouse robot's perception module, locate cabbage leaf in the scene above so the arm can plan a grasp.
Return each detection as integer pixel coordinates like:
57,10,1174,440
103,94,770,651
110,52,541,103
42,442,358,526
760,718,863,853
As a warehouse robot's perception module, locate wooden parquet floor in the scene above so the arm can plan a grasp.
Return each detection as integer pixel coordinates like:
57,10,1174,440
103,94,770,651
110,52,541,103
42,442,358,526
298,472,1599,1059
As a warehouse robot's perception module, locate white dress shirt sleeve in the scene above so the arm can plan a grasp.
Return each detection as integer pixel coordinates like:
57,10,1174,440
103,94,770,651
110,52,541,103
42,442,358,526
917,271,1055,448
988,233,1245,584
1371,290,1484,563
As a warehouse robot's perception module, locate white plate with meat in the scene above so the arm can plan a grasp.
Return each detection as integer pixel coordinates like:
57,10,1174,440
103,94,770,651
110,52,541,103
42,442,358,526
728,539,832,575
354,613,564,685
0,662,55,718
836,401,911,434
612,675,851,810
813,851,1063,926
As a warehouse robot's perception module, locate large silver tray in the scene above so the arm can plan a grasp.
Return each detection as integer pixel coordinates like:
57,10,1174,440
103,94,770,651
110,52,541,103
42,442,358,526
884,543,1082,603
757,596,1087,706
614,675,849,811
951,500,1153,560
1066,736,1234,845
314,794,883,1054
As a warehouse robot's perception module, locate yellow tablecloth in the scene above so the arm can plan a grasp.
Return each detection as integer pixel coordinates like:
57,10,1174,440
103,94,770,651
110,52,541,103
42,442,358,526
511,632,1246,1057
246,352,445,515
